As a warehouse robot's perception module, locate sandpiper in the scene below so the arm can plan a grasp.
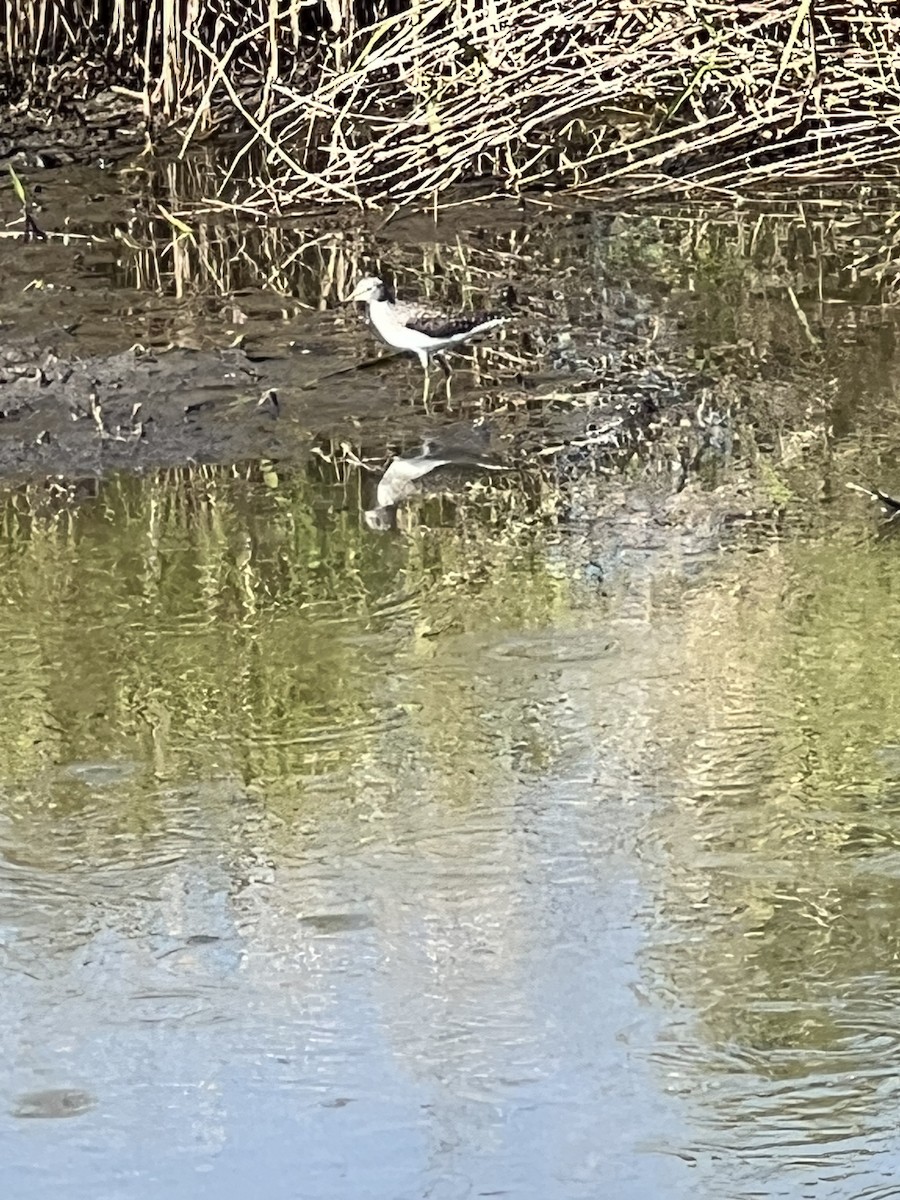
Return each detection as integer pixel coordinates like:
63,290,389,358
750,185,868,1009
344,275,505,396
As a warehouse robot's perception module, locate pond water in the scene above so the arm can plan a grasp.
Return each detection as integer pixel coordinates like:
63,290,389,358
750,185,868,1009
2,164,900,1199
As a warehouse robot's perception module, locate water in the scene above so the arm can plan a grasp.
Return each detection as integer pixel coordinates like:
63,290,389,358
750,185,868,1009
1,471,899,1200
3,169,900,1198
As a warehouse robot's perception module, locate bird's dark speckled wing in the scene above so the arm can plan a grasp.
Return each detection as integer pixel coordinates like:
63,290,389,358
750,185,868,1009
399,303,500,339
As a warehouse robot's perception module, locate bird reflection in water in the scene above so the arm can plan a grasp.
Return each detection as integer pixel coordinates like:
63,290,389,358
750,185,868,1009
364,434,512,531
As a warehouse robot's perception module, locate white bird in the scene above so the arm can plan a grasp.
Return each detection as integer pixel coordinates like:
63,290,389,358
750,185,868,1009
344,275,505,398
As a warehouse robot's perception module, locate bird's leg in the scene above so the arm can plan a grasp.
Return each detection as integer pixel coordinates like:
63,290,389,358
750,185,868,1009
435,353,453,379
421,364,432,411
433,352,453,409
411,349,432,410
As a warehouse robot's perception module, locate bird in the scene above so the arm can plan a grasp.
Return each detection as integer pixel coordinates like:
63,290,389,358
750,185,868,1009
344,275,505,400
364,435,512,531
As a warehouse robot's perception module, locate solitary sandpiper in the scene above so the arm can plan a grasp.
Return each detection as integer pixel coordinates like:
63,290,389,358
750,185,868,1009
344,275,505,397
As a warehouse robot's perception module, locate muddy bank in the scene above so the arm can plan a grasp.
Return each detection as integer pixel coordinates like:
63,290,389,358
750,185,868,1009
1,178,896,553
0,337,313,479
0,202,692,485
0,92,146,172
0,304,718,497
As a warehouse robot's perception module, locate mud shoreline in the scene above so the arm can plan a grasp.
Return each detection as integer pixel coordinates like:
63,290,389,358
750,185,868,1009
0,336,316,481
0,136,887,552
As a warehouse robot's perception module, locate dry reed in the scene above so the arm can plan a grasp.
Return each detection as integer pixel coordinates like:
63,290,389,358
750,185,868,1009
3,2,900,206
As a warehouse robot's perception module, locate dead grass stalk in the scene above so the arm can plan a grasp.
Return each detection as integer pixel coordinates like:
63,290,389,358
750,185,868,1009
3,2,900,207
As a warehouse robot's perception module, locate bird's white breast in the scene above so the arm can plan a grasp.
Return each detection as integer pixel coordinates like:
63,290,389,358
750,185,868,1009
368,300,443,350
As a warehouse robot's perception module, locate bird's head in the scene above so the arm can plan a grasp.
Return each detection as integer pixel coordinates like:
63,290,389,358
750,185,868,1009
344,275,387,303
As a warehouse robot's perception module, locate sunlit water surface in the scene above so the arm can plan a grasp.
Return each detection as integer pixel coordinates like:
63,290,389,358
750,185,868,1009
0,463,898,1200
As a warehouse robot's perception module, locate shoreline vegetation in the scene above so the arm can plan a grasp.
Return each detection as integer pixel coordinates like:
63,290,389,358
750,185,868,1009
3,2,900,210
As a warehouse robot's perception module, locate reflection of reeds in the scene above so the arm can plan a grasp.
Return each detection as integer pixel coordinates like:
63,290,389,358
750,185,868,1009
5,3,900,206
0,457,559,793
108,180,900,339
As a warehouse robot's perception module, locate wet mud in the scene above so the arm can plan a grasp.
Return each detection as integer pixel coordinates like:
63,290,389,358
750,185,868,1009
1,90,149,171
0,313,729,538
0,147,892,549
0,334,334,479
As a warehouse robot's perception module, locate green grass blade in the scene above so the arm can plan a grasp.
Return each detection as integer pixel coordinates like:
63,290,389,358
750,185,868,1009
8,165,27,206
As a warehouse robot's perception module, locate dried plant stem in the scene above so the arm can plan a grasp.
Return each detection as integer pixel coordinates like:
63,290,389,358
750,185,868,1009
3,2,900,207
